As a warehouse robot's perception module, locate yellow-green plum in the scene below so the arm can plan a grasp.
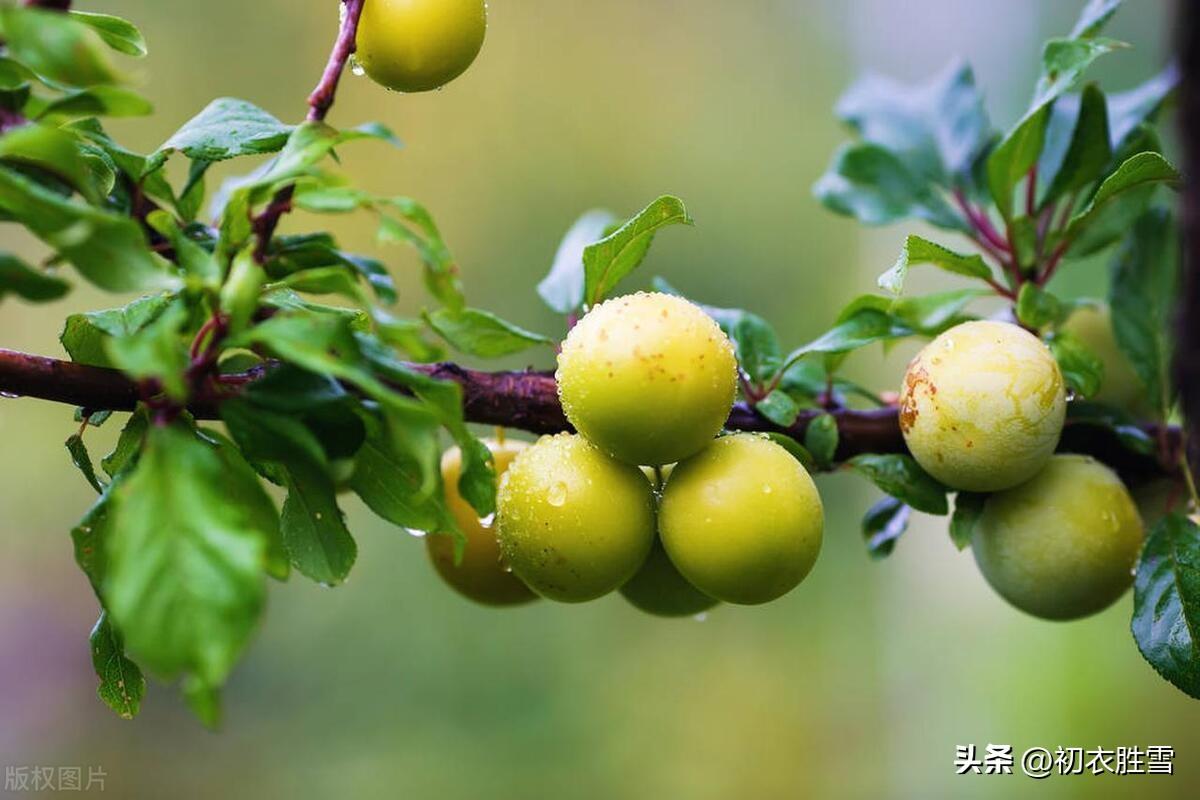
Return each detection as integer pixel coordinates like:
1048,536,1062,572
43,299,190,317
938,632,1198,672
496,433,656,603
356,0,487,93
972,455,1144,620
556,292,738,466
1061,303,1147,412
899,320,1066,492
659,434,824,605
427,439,537,607
620,538,718,617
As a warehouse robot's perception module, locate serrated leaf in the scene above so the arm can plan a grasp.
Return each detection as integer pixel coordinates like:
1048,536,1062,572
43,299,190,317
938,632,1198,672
782,304,910,368
583,196,691,307
0,252,68,302
848,454,949,515
61,293,174,368
426,307,554,358
1047,330,1105,399
106,300,190,401
538,209,617,314
105,424,273,684
1109,207,1178,415
815,142,968,231
949,492,987,550
89,613,146,720
804,413,839,468
1041,84,1112,206
349,410,447,533
147,98,292,174
880,235,992,294
1132,514,1200,699
70,11,147,57
862,497,911,559
0,166,176,292
66,433,105,494
756,390,800,427
280,460,356,585
1067,152,1180,238
1033,37,1125,110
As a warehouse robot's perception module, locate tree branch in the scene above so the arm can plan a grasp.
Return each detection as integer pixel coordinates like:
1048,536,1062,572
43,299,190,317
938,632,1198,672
0,348,1178,483
307,0,365,123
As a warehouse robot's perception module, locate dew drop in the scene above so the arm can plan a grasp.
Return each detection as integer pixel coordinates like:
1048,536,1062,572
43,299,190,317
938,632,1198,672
1065,388,1079,403
547,481,568,507
404,528,427,539
478,513,496,529
0,391,21,399
349,54,365,77
762,484,773,495
693,613,709,622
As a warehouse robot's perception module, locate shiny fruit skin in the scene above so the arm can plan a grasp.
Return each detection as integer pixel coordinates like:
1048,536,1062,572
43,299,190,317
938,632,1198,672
1061,303,1147,412
356,0,487,93
496,434,656,603
556,292,738,466
899,320,1066,492
620,537,718,618
972,455,1144,621
427,439,537,607
659,434,824,605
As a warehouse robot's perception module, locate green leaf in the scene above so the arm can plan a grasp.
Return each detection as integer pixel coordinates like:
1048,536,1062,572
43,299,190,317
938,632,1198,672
147,98,292,174
1066,152,1180,239
782,302,910,368
377,198,463,311
762,432,816,472
0,166,176,292
1046,330,1104,399
182,675,221,729
538,209,618,314
66,433,105,494
280,460,357,585
426,307,554,358
814,142,967,231
145,210,222,288
583,196,691,307
89,613,146,720
890,288,988,336
1015,283,1068,329
987,104,1052,220
0,7,122,88
862,497,911,559
102,408,148,478
1069,0,1122,39
106,424,273,684
37,85,152,119
949,492,987,550
1032,37,1125,110
0,122,103,202
0,251,68,302
1132,514,1200,700
848,454,949,515
804,413,839,469
1041,84,1112,206
880,235,992,294
349,411,448,534
835,60,990,185
106,301,190,401
61,293,174,368
756,390,800,427
70,12,147,57
1109,207,1178,415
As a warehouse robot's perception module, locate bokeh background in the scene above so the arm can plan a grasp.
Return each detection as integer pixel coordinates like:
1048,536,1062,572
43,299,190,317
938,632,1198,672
1,1,1195,797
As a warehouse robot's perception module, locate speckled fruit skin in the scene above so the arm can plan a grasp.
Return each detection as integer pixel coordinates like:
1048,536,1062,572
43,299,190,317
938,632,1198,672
356,0,487,93
899,320,1066,492
620,538,718,617
556,292,738,467
427,440,537,607
496,433,656,603
972,455,1144,621
1061,303,1148,412
659,434,824,605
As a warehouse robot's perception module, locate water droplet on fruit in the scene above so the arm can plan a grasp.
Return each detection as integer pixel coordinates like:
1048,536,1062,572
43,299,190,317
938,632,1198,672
547,482,568,507
349,55,365,77
762,484,773,494
478,513,496,529
693,613,709,622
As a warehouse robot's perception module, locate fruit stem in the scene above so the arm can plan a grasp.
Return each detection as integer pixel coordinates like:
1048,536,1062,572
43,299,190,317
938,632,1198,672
307,0,366,123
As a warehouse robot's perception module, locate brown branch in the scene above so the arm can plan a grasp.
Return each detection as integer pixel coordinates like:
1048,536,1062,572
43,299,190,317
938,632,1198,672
0,348,1178,483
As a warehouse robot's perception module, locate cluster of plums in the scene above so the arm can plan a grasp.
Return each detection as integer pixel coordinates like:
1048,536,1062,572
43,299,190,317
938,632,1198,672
429,293,826,616
900,316,1145,621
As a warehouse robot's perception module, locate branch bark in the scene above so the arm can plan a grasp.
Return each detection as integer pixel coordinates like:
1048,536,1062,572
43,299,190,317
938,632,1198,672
0,348,1177,482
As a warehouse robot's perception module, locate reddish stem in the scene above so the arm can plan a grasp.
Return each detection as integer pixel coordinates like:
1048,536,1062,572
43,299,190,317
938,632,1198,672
307,0,365,123
1025,164,1038,217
